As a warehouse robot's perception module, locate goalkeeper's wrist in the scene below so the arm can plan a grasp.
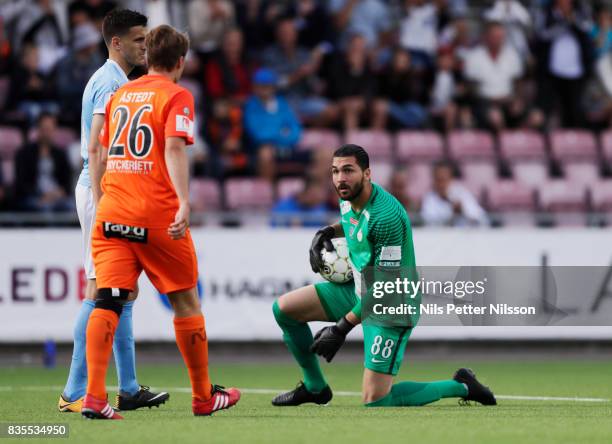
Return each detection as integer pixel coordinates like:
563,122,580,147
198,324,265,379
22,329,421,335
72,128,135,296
319,225,336,238
335,316,355,336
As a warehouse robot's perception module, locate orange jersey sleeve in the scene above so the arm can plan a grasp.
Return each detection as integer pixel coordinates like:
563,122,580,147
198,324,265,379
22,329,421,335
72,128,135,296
164,89,195,145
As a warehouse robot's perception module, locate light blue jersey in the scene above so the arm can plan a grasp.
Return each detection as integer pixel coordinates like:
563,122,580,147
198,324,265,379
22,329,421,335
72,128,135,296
78,59,129,187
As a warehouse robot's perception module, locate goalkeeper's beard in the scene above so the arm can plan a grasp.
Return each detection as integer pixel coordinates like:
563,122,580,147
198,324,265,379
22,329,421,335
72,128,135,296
335,179,365,202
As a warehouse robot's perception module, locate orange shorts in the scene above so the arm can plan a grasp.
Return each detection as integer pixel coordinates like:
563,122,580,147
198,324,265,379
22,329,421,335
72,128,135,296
91,221,198,294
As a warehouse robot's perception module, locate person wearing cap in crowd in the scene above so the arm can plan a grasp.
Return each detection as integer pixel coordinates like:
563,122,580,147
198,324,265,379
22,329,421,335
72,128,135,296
244,68,303,182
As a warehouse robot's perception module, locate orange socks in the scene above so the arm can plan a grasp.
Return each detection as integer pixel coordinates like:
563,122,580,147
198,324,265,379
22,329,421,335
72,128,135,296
86,308,119,399
174,315,212,401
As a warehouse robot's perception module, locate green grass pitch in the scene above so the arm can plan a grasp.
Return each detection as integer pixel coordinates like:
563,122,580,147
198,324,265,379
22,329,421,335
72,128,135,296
1,360,611,444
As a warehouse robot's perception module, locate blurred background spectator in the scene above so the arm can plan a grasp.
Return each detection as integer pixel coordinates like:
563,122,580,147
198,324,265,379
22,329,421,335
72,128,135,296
244,68,303,181
421,161,489,227
1,0,612,228
271,176,330,227
14,113,73,212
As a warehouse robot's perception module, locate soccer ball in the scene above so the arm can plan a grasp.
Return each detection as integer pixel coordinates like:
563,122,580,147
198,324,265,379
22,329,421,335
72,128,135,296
320,238,353,284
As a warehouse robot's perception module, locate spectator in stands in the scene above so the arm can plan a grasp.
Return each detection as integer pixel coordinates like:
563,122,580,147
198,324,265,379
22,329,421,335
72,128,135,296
271,177,330,227
388,168,419,216
324,33,375,129
14,113,73,212
484,0,532,61
372,48,431,129
292,0,336,48
533,0,594,128
55,22,103,129
188,0,235,54
244,68,303,182
6,43,59,124
205,28,253,178
3,0,66,72
0,17,13,77
430,48,462,131
590,5,612,97
421,161,488,226
123,0,183,29
262,16,337,125
464,21,525,131
328,0,392,49
399,0,444,70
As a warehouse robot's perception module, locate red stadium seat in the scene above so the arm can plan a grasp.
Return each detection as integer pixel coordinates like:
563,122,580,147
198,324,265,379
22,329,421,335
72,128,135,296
225,178,274,210
405,163,432,197
190,178,221,212
600,130,612,162
1,159,14,186
539,180,588,226
276,177,305,200
370,161,393,188
298,129,341,151
487,180,535,211
0,126,24,161
460,162,498,188
395,131,444,163
487,180,536,226
550,130,597,162
591,180,612,211
563,162,600,185
512,161,549,186
499,130,546,161
344,130,393,160
447,130,495,161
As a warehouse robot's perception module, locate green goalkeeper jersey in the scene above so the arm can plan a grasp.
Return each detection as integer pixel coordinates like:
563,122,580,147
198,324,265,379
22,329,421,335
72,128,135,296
339,183,418,318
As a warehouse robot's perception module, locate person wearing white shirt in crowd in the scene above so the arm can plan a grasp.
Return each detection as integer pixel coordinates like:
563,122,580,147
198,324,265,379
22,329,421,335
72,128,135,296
399,0,440,69
484,0,532,60
464,21,525,131
421,161,489,227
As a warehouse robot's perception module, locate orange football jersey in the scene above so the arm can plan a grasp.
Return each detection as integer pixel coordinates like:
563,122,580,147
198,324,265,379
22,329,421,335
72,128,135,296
97,74,195,228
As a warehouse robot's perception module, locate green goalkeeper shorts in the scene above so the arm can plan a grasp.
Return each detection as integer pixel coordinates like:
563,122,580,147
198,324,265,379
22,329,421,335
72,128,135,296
314,281,413,376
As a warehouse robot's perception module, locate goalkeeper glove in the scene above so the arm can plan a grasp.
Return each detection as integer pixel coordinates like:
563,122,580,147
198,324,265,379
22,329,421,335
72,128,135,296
309,225,336,273
309,316,355,362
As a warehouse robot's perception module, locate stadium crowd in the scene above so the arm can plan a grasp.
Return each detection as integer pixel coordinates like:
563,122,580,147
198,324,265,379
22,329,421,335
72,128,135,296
1,0,612,227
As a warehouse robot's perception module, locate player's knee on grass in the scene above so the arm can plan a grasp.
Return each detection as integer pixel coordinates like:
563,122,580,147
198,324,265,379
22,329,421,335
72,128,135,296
95,288,130,316
362,370,393,404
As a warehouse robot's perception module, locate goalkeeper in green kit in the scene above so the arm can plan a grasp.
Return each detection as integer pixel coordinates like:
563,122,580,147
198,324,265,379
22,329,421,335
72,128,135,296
271,144,496,407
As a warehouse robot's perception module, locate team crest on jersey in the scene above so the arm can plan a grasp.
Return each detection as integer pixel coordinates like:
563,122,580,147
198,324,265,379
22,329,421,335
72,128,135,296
357,230,363,241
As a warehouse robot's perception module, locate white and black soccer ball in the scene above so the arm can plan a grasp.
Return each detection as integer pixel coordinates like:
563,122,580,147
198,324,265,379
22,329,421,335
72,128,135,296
320,238,353,284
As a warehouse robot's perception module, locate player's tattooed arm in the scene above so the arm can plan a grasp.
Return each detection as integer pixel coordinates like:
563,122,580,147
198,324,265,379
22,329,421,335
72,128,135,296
89,114,106,204
165,136,190,240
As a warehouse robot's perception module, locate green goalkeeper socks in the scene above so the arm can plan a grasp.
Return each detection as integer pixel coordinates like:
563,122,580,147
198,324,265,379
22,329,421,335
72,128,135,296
272,301,328,393
365,380,468,407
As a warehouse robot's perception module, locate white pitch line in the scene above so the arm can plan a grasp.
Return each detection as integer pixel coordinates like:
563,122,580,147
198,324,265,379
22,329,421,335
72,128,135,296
0,386,609,403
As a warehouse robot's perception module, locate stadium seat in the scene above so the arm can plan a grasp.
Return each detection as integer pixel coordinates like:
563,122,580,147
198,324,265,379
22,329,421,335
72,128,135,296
224,178,274,210
395,131,445,163
1,159,14,186
370,161,393,188
405,163,432,197
591,180,612,212
0,127,24,161
499,130,546,161
276,177,305,200
298,129,341,151
0,76,9,110
600,130,612,162
344,130,393,160
190,178,221,212
564,162,600,185
487,180,536,226
550,130,597,162
539,180,588,226
447,130,495,161
511,161,549,187
460,162,498,189
28,127,78,149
